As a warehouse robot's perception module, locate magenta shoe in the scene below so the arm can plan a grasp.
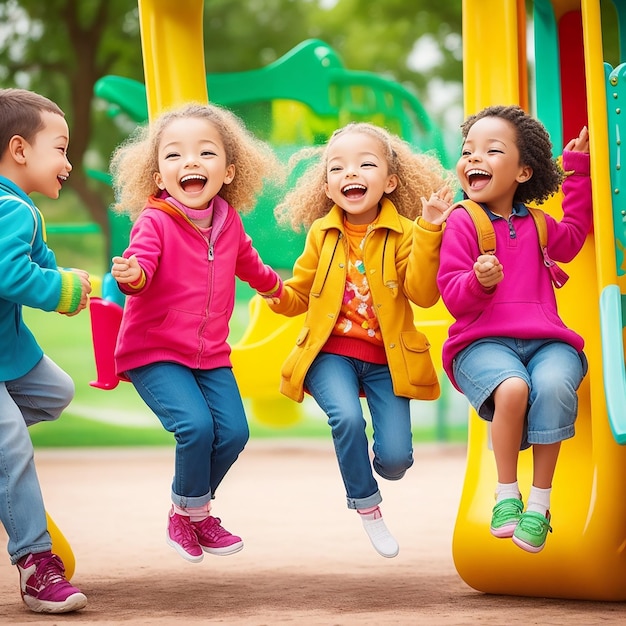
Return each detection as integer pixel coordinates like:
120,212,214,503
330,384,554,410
192,516,244,555
17,551,87,614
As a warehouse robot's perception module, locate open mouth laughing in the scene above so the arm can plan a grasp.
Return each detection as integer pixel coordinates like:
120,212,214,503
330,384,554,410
341,183,367,199
180,174,207,193
466,168,491,190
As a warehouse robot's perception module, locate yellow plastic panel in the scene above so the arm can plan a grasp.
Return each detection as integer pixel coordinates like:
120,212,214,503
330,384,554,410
462,0,523,114
452,0,626,600
47,512,75,580
138,0,208,118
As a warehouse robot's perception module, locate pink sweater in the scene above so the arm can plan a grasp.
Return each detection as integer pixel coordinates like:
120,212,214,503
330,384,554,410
114,194,281,376
437,150,592,390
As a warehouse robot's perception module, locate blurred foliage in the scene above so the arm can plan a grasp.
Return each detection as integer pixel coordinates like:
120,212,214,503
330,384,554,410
0,0,463,253
0,0,621,265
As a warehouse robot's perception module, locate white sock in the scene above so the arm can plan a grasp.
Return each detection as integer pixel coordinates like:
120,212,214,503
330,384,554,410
357,507,398,558
526,486,551,517
495,481,521,503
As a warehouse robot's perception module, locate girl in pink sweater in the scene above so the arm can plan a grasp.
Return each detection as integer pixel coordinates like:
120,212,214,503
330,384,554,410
110,103,282,563
437,105,591,553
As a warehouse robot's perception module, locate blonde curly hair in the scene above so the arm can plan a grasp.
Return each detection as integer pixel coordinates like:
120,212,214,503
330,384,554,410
274,122,452,230
110,102,283,220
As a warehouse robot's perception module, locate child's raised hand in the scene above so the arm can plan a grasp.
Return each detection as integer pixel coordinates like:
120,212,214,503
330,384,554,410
473,254,504,289
111,254,142,284
420,186,455,226
564,126,589,154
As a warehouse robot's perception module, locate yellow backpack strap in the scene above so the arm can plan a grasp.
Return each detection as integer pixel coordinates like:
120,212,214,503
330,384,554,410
454,199,496,254
528,207,569,288
528,207,548,248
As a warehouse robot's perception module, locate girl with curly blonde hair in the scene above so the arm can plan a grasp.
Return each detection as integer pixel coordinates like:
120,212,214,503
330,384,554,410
110,102,283,563
267,122,454,558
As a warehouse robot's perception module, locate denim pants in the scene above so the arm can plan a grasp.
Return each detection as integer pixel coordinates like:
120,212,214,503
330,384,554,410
305,353,414,510
0,356,75,564
453,337,586,448
128,363,249,507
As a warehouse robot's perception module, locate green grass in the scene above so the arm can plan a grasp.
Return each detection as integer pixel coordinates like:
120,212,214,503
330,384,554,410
22,210,470,448
24,303,468,448
24,302,340,447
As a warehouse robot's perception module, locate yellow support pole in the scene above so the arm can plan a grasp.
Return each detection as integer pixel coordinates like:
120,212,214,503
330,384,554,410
137,0,208,119
461,0,525,114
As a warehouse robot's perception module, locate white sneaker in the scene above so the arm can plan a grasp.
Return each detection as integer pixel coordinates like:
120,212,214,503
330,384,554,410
359,507,399,558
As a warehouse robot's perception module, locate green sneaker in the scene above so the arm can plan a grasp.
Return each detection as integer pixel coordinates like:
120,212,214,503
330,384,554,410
512,510,552,553
490,498,523,538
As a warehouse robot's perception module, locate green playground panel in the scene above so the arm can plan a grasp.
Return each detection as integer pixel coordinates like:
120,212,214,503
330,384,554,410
94,39,451,270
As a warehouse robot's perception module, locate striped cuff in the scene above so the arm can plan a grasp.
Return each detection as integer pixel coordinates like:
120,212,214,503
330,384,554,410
257,277,283,298
56,270,83,313
128,270,146,290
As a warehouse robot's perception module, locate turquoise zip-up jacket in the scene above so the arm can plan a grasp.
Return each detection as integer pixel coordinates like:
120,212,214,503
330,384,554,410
0,175,83,381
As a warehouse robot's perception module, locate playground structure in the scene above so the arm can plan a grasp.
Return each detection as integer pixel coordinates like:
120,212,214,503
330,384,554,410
87,26,456,428
452,0,626,601
53,0,626,601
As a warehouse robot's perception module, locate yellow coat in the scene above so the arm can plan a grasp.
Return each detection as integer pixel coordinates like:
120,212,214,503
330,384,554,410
268,198,442,402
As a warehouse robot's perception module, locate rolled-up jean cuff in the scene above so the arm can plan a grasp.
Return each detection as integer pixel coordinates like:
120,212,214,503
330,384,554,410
346,490,382,511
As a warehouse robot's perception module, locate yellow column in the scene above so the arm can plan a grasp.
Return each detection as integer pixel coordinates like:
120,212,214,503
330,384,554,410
138,0,208,119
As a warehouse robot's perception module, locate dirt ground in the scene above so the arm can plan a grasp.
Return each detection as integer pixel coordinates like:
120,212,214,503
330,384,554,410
1,441,624,625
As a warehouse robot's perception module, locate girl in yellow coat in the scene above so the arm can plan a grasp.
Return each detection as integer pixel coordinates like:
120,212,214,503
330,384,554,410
266,123,453,557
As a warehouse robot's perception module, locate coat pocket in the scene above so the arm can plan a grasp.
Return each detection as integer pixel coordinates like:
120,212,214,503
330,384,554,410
400,330,439,387
281,326,310,379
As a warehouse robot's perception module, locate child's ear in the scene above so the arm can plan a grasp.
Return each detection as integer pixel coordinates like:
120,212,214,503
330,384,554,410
385,174,399,194
153,172,165,190
324,182,332,199
9,135,27,164
517,165,533,183
222,163,235,185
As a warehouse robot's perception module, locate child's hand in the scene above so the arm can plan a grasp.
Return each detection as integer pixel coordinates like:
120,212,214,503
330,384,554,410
262,295,281,305
564,126,589,154
420,186,455,226
111,255,142,284
473,254,503,289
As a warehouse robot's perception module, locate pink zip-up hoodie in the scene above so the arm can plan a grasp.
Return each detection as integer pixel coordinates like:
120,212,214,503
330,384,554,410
437,150,592,390
114,194,281,376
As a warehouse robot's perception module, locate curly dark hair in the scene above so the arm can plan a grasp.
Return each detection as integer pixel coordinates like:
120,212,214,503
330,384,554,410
460,105,564,205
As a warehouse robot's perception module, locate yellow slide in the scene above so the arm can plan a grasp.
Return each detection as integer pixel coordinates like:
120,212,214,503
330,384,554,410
452,0,626,600
48,513,74,579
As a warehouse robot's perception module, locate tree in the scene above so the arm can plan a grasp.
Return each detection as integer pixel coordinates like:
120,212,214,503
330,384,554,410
0,0,463,256
0,0,145,240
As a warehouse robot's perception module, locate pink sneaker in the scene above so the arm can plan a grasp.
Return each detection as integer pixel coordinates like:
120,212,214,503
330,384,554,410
166,508,203,563
192,516,244,555
16,551,87,614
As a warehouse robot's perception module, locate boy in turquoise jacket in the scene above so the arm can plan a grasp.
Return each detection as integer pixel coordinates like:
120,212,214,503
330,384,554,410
0,88,91,614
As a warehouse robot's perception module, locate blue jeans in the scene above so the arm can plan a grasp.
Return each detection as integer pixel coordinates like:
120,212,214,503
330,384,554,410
0,356,75,564
305,353,414,510
128,364,249,507
453,337,587,448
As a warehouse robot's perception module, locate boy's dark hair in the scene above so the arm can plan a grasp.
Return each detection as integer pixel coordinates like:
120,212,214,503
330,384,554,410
0,88,64,158
460,104,564,205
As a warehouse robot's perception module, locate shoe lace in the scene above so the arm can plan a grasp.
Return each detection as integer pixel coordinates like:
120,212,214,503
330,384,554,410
172,515,200,548
194,516,229,540
32,554,66,586
493,499,523,523
519,513,552,535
